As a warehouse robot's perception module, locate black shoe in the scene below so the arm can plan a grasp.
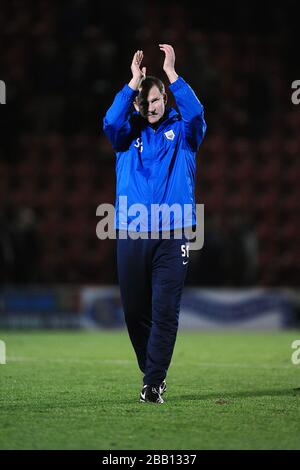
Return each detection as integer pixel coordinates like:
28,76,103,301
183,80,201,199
159,380,167,396
140,385,164,403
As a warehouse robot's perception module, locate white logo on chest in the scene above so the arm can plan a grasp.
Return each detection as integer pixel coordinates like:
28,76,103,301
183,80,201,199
164,129,175,141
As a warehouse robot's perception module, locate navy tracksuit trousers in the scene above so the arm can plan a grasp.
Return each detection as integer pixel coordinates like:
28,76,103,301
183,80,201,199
117,232,189,386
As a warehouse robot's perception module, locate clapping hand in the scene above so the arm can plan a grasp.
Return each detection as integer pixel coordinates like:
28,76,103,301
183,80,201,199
129,50,146,91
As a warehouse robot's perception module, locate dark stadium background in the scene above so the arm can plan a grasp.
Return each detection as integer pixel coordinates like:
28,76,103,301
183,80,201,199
1,0,300,454
0,0,299,289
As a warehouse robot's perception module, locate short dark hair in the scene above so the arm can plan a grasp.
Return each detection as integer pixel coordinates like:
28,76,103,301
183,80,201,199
139,76,165,96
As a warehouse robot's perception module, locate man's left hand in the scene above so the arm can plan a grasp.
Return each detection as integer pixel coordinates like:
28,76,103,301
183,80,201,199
159,44,178,83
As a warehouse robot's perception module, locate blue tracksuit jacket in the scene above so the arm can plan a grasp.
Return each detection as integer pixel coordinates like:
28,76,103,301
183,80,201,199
103,76,207,232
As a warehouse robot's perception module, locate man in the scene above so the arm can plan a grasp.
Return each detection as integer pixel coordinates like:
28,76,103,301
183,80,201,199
103,44,206,403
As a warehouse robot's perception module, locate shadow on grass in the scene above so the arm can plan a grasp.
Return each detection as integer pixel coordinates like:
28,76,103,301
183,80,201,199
172,387,300,402
1,388,300,410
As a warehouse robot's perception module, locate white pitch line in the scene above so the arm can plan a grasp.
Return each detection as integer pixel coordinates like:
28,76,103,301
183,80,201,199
6,357,134,365
5,357,295,369
180,362,295,369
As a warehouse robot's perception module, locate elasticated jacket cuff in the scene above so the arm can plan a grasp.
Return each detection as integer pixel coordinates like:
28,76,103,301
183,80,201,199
168,76,185,93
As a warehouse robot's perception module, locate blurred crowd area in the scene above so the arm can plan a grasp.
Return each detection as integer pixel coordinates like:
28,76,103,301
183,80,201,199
0,0,300,286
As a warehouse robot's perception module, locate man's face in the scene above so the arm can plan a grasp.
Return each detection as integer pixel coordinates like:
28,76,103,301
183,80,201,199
137,85,166,124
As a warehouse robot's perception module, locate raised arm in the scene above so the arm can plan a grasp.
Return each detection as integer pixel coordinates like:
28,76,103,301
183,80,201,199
128,50,146,91
103,51,146,150
159,43,178,84
159,44,207,151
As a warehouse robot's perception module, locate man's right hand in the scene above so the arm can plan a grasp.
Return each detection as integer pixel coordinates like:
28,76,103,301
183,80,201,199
128,50,146,91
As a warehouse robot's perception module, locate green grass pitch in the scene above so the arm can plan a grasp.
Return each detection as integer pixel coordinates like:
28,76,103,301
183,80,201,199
0,329,300,450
